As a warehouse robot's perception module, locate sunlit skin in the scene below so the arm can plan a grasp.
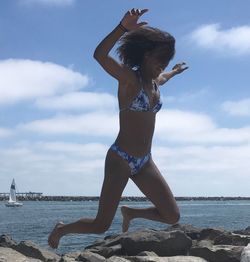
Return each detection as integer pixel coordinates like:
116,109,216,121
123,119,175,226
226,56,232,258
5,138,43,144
48,8,188,249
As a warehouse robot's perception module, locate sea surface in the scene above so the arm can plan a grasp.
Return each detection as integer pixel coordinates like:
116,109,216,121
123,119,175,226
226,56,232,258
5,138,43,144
1,200,250,254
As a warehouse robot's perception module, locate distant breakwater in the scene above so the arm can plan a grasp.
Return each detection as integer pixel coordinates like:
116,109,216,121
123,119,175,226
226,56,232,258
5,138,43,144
1,196,250,201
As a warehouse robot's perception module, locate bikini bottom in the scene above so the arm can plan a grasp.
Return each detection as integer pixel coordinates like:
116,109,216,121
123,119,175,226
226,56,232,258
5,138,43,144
110,143,151,176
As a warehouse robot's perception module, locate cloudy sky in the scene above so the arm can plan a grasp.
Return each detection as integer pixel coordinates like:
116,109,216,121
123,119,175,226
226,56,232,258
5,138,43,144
0,0,250,196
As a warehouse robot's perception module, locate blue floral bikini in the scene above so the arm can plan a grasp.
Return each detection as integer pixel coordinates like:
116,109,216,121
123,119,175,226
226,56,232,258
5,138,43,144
110,70,163,176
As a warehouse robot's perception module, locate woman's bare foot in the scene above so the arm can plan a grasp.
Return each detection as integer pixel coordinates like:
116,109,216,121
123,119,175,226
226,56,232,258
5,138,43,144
48,222,64,249
121,206,132,232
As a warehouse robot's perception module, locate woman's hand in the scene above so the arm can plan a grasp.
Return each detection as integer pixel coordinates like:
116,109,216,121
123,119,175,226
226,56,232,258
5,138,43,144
172,62,189,75
120,8,148,31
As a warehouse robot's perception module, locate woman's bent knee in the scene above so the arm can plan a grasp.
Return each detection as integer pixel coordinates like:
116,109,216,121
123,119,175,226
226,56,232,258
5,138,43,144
92,220,111,234
159,208,180,225
168,210,180,225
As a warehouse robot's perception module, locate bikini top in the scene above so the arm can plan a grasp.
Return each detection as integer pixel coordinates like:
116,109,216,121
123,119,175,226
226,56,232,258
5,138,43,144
120,70,163,113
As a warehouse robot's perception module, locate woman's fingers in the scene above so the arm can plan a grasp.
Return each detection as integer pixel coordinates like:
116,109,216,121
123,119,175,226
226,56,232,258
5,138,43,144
140,9,149,15
129,8,148,17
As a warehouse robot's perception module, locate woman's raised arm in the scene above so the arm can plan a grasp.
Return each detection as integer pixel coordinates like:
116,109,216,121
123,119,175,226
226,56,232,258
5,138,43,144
93,8,148,82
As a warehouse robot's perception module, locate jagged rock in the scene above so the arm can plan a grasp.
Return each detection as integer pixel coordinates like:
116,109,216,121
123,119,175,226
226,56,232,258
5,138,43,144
234,226,250,236
13,240,60,261
119,255,208,261
165,224,202,240
105,234,121,241
0,247,42,262
0,234,17,248
106,256,130,262
60,251,81,262
59,256,75,262
85,235,121,249
59,251,81,262
119,229,192,256
198,228,227,241
241,243,250,262
137,251,158,256
77,250,106,261
86,244,123,258
190,242,244,262
214,232,250,246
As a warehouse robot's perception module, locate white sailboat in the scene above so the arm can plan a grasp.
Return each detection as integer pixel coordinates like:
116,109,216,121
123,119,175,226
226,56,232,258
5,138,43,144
5,179,23,207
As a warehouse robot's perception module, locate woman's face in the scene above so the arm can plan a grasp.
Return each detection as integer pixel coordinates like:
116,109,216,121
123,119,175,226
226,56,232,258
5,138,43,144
143,47,170,77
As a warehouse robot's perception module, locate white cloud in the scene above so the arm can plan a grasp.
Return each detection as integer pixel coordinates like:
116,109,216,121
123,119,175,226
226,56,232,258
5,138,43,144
20,0,75,7
0,142,107,195
190,24,250,55
0,128,13,138
156,109,250,144
35,91,117,112
18,112,119,137
221,98,250,116
0,59,88,105
17,108,250,145
153,144,250,173
152,144,250,197
1,141,250,196
37,141,107,158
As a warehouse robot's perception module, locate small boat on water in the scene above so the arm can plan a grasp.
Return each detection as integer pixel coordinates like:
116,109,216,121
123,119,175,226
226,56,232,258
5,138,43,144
5,179,23,207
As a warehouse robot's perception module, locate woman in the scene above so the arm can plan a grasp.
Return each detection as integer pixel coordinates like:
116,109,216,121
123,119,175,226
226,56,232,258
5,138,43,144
48,8,188,249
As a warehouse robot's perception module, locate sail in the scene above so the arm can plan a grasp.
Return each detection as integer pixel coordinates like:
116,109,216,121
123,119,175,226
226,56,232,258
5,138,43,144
9,179,17,202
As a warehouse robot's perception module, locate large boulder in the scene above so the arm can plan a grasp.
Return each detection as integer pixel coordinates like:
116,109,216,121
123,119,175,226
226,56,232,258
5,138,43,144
198,228,227,241
86,243,123,258
13,240,60,261
241,243,250,262
106,256,130,262
109,255,208,262
59,251,81,262
76,250,106,261
190,241,244,262
119,229,192,256
0,234,17,248
0,247,42,262
214,232,250,246
164,224,202,240
234,226,250,236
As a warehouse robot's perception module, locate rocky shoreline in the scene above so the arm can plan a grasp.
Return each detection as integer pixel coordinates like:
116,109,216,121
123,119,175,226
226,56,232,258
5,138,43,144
1,224,250,261
1,196,250,201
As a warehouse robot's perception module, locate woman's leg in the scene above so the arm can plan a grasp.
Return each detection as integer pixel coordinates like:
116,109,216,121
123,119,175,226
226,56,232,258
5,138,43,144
121,157,180,232
48,149,131,248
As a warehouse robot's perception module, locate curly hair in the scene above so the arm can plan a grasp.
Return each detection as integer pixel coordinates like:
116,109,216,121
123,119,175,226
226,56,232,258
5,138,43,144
116,26,175,69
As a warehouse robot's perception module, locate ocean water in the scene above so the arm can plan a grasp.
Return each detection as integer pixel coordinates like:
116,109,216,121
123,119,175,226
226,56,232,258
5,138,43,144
1,200,250,254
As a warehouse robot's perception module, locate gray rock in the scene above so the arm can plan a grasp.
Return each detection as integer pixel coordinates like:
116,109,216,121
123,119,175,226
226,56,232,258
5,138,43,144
59,251,80,262
59,256,75,262
85,235,122,249
76,250,106,261
120,229,192,256
241,243,250,262
0,247,42,262
198,228,227,241
106,256,130,262
86,244,122,258
190,243,244,262
13,240,60,261
137,251,158,256
0,235,17,248
165,224,202,240
120,255,208,262
214,232,250,246
234,226,250,236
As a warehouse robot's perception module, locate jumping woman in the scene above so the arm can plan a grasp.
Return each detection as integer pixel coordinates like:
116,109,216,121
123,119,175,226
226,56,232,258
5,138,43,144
48,8,188,249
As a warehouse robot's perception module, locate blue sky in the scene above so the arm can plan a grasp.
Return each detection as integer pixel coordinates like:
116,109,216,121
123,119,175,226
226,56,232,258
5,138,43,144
0,0,250,196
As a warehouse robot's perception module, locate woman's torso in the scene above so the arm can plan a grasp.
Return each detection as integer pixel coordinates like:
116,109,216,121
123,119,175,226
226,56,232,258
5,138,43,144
114,69,162,157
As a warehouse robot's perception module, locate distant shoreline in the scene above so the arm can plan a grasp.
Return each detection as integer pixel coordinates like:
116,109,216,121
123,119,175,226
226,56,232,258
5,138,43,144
1,196,250,201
